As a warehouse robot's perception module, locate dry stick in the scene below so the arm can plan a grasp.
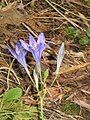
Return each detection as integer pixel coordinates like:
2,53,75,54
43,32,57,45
44,0,84,31
0,52,12,57
7,58,15,90
81,89,90,95
22,23,38,38
67,0,90,9
0,67,20,85
4,0,8,5
51,62,90,87
53,62,90,75
51,1,90,23
51,1,79,18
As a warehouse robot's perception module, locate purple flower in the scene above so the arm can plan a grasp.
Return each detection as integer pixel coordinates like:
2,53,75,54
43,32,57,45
20,33,46,63
8,41,28,70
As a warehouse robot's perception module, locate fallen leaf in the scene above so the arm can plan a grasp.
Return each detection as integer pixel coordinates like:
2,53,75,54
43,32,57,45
0,2,25,26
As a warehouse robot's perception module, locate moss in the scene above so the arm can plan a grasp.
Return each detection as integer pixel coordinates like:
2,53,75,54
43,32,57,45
61,100,80,115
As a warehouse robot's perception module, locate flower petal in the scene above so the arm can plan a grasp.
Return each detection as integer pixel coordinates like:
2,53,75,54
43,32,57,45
31,49,40,63
16,41,22,55
56,42,64,74
29,34,36,47
17,49,27,68
19,39,30,51
8,47,17,59
37,33,45,44
37,43,46,57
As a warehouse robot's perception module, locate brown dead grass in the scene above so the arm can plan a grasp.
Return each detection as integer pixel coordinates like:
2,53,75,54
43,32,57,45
0,0,90,119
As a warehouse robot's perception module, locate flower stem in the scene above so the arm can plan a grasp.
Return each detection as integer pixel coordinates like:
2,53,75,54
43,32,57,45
25,67,35,85
50,74,58,87
40,97,44,120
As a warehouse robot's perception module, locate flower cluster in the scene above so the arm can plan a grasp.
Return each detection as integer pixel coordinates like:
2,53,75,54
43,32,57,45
8,33,46,71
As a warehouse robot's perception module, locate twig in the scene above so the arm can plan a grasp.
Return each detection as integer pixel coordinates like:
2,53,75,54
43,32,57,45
22,23,38,38
44,0,84,30
0,67,20,85
53,62,90,75
6,58,15,90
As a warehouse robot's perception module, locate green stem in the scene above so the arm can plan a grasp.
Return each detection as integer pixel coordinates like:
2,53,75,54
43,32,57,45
25,67,35,86
36,62,45,119
50,74,58,87
40,97,44,120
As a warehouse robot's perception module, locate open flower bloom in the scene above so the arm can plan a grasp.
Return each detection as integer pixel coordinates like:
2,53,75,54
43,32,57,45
8,41,28,70
20,33,46,63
